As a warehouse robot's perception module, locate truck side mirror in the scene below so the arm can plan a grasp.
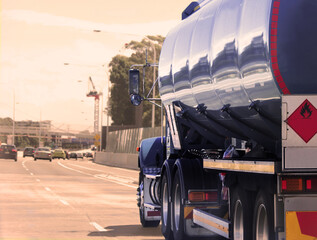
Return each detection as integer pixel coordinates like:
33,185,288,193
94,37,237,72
130,94,142,106
129,69,142,106
129,69,140,95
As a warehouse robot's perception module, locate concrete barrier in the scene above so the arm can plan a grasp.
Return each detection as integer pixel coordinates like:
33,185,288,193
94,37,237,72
94,151,139,170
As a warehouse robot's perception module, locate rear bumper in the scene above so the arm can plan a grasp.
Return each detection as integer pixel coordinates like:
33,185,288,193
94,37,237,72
285,197,317,239
0,154,17,159
24,153,34,156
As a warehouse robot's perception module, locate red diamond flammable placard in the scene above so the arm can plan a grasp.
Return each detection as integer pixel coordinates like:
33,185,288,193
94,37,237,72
286,99,317,143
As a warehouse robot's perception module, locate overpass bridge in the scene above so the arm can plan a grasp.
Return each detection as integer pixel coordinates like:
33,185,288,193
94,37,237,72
0,125,95,148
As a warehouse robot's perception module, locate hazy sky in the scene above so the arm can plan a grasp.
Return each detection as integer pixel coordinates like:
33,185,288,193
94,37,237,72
0,0,192,132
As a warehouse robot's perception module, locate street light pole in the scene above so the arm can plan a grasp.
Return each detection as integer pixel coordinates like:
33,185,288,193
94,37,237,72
151,43,156,128
12,93,15,146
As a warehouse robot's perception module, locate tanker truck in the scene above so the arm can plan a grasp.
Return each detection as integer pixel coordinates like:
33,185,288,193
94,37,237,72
129,0,317,239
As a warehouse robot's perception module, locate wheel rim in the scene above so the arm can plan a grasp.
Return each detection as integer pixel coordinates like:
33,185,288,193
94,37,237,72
256,204,269,240
233,200,244,240
162,181,168,226
173,182,181,231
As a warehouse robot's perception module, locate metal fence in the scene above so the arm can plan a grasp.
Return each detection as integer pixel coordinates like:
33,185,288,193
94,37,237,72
106,127,163,153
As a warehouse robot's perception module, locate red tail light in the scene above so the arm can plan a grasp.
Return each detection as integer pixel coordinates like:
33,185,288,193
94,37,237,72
281,177,303,192
12,149,17,152
306,177,317,192
281,176,317,193
188,190,218,203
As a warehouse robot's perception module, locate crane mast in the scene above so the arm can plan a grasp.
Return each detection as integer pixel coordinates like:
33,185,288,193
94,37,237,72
86,76,101,134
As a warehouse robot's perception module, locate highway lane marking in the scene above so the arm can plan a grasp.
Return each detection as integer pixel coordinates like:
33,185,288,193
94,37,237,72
68,162,137,174
66,163,136,184
59,199,70,206
22,160,29,171
90,222,107,232
57,161,137,189
20,160,74,209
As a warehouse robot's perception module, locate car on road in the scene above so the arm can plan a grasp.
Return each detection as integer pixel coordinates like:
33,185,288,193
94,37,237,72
0,144,18,161
85,152,93,158
76,152,84,159
52,149,66,160
64,150,69,159
69,152,78,160
23,147,35,158
34,147,52,162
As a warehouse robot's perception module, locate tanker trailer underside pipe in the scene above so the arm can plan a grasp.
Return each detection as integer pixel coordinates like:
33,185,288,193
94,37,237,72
175,101,278,154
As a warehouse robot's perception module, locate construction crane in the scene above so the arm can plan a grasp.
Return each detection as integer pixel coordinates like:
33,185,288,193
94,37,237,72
87,76,102,134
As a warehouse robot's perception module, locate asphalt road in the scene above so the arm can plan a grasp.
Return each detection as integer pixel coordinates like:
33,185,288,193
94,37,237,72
0,154,164,240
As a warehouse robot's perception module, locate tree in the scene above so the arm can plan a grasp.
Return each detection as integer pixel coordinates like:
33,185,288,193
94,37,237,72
108,35,164,127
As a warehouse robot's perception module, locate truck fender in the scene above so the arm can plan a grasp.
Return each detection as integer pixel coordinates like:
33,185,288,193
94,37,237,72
173,158,205,201
139,137,165,169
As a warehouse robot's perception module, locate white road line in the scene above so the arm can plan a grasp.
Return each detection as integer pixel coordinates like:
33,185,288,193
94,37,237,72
57,161,137,189
45,187,51,192
22,160,29,171
68,162,137,174
36,179,41,182
30,173,34,176
90,222,107,232
59,199,70,206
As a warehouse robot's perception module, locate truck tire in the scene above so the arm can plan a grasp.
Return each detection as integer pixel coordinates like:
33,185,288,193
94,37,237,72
161,172,173,239
139,175,160,228
252,190,274,240
231,187,253,240
172,170,189,240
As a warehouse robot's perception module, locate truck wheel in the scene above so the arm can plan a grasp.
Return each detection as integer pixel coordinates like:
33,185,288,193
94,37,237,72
139,175,160,228
231,187,253,240
161,172,173,239
172,170,189,240
253,190,274,240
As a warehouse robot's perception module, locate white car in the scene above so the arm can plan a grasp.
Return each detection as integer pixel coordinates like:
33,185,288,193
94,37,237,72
34,147,52,162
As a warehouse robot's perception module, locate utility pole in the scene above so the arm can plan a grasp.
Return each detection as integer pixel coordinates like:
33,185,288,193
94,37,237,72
151,44,156,128
12,93,15,145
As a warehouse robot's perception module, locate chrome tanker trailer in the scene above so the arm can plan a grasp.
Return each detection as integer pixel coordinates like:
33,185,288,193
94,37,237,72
129,0,317,239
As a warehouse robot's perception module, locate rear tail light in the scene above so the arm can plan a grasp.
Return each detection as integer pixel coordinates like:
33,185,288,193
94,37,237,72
12,149,17,152
306,177,317,192
281,176,317,193
281,177,303,192
188,190,218,203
